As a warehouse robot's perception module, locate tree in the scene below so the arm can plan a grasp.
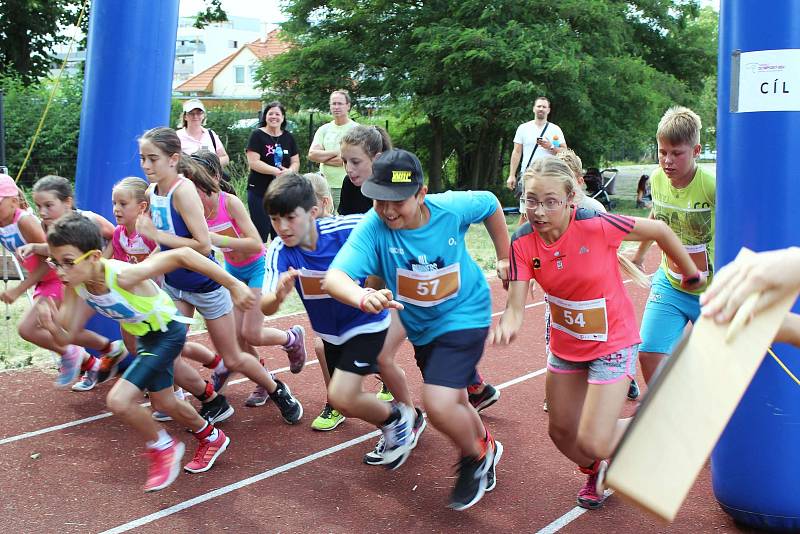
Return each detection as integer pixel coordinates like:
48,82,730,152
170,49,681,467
258,0,716,191
0,0,85,84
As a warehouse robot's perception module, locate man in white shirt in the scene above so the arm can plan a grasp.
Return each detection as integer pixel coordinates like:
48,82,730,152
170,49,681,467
507,97,567,194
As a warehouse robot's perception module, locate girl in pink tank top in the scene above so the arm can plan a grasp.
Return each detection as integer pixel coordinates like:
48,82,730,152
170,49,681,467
184,151,308,405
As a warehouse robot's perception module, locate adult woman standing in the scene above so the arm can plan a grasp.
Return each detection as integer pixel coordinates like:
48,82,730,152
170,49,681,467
245,101,300,242
176,99,230,167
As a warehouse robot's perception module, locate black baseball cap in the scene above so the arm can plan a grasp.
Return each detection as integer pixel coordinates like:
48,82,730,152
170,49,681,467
361,149,424,201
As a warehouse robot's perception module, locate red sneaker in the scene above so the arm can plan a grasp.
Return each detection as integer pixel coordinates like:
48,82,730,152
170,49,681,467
143,440,185,492
184,430,230,473
576,459,608,509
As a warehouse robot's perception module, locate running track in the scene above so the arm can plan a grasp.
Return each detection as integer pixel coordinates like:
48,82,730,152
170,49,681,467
1,252,755,533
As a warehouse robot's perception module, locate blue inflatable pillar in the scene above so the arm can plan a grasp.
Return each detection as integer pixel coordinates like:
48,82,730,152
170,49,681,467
713,1,800,530
74,0,179,352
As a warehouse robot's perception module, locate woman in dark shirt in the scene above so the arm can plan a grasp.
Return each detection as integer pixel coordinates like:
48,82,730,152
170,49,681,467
245,101,300,241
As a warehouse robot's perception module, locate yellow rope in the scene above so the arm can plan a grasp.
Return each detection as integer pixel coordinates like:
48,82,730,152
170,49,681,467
14,0,90,183
768,347,800,386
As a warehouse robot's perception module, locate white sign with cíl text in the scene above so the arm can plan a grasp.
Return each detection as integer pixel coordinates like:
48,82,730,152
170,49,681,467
737,49,800,113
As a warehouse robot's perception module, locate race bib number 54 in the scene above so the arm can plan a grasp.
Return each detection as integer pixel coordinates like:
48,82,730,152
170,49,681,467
548,294,608,342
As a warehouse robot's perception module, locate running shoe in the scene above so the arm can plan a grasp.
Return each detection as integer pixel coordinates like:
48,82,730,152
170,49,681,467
152,410,173,422
212,366,231,392
97,340,128,384
364,408,426,465
448,445,494,511
543,398,548,413
577,459,608,510
283,325,307,374
468,383,500,412
143,440,185,492
270,379,303,424
627,379,641,400
71,369,98,392
485,439,504,492
55,345,84,389
380,403,416,470
199,394,235,425
311,403,345,431
184,429,230,473
376,379,394,402
245,385,270,407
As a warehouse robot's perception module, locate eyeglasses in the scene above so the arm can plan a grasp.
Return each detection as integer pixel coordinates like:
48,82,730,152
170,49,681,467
523,197,565,211
46,249,97,271
186,110,204,117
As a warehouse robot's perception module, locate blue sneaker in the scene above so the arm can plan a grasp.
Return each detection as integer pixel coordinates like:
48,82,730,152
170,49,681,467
55,346,84,389
212,366,231,392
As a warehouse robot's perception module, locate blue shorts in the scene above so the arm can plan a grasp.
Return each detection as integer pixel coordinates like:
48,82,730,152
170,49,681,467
163,283,233,321
639,269,700,354
226,257,265,289
121,319,185,393
547,345,639,384
413,327,486,389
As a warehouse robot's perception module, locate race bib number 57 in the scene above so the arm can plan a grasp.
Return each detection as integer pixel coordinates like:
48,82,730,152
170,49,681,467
396,264,460,307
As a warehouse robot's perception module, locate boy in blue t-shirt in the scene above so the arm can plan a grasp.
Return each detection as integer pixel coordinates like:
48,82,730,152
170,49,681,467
325,149,508,511
260,173,419,470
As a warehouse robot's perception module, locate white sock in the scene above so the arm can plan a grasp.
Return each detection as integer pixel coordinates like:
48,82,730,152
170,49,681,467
146,429,173,451
174,388,185,401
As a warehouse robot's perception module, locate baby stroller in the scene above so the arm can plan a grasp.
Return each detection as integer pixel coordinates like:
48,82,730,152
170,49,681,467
584,167,618,210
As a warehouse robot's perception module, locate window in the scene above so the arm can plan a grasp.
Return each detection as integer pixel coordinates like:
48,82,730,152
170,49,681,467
228,40,238,48
235,66,245,84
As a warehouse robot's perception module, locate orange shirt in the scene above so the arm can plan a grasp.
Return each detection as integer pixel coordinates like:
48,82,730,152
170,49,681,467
509,209,641,362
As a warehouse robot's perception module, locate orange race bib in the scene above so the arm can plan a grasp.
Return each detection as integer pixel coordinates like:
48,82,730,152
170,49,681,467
547,294,608,342
396,263,460,307
667,244,709,280
298,268,330,300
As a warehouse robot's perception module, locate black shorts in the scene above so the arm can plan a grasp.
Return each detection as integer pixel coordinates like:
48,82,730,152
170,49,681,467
413,327,488,389
322,329,388,376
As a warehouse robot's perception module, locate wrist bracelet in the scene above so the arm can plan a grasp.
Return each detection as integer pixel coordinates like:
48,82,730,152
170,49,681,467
359,288,376,312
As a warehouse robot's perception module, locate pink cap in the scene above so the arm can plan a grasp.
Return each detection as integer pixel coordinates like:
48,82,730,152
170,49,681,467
0,174,20,198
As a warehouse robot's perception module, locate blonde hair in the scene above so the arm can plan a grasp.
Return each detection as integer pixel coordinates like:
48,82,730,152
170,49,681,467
524,158,649,288
523,157,585,204
657,106,701,147
113,177,149,206
304,172,333,216
555,149,583,181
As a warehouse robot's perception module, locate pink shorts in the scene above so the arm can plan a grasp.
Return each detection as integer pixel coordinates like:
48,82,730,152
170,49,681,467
33,277,64,302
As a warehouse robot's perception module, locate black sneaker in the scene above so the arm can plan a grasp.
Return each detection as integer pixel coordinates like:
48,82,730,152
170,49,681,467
365,407,427,465
627,379,640,400
270,379,303,424
199,394,235,425
468,383,500,412
485,439,504,492
449,448,493,511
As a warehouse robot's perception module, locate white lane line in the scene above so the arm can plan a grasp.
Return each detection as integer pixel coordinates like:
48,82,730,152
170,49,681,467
100,365,548,533
534,491,615,534
0,360,318,446
535,506,588,534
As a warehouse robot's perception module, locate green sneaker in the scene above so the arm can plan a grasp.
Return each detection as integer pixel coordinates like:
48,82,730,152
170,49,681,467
311,403,346,431
376,381,394,402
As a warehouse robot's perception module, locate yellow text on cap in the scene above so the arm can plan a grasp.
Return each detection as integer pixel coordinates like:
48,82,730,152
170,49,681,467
391,170,412,183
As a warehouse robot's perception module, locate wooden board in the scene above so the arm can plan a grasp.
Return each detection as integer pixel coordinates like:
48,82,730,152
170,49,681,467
606,248,799,522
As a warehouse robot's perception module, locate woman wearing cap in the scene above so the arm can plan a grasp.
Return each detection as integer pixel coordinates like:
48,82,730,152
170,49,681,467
324,149,508,511
245,101,300,242
176,99,230,167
